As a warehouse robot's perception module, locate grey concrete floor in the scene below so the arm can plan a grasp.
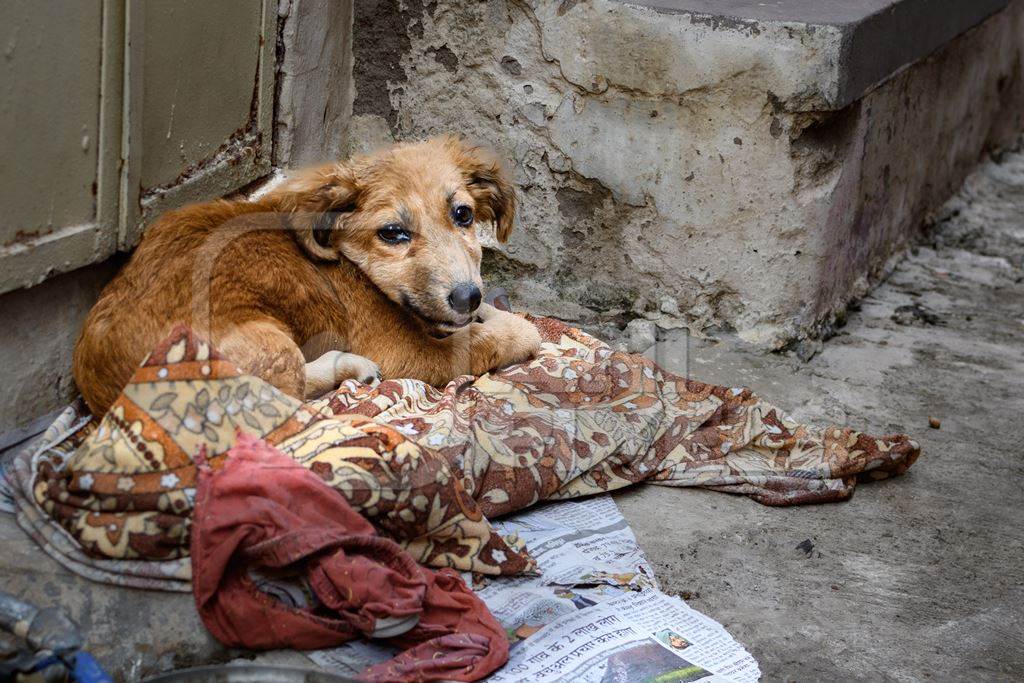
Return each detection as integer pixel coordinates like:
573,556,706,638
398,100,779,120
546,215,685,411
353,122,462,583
3,148,1023,680
615,147,1024,681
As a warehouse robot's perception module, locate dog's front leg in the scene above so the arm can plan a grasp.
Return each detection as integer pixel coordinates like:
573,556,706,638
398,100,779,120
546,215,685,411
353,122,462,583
472,303,542,374
436,303,541,378
213,319,308,399
304,351,381,398
356,305,540,387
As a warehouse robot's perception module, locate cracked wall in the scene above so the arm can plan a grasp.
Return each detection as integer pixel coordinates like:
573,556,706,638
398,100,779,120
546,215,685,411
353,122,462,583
351,0,1024,347
350,0,844,344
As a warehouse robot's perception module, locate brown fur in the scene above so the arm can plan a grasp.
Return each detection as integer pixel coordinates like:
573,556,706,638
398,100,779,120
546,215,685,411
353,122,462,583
73,137,541,416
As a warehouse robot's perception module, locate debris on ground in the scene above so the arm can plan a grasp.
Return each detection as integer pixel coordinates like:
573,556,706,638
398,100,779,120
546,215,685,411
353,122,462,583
0,591,112,682
891,303,942,326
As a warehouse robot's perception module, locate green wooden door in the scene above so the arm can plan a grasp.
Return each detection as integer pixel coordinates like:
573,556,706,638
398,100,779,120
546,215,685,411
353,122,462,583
0,0,277,293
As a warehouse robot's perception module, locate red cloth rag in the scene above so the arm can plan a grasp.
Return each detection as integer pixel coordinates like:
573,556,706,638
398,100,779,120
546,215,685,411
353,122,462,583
191,431,508,682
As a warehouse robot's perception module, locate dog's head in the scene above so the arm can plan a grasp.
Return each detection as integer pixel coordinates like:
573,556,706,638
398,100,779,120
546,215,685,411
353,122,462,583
268,136,515,333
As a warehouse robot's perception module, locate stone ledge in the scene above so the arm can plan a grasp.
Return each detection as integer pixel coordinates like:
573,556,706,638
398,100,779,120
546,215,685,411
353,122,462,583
622,0,1011,108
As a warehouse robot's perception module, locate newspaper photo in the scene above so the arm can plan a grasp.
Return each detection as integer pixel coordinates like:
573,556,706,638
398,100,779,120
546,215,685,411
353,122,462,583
486,589,759,682
310,495,760,681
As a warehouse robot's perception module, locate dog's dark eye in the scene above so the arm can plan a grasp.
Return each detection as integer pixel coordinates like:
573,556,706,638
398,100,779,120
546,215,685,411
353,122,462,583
377,224,411,244
452,205,474,227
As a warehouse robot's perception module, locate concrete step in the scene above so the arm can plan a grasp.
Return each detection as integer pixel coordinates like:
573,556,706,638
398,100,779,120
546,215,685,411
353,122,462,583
351,0,1024,346
631,0,1010,108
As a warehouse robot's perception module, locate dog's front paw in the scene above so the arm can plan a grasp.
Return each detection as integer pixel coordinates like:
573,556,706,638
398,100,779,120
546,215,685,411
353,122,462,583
501,315,542,366
332,352,382,386
304,351,381,398
475,309,541,371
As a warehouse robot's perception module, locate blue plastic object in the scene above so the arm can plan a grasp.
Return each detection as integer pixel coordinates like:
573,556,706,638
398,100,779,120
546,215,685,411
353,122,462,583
71,651,114,683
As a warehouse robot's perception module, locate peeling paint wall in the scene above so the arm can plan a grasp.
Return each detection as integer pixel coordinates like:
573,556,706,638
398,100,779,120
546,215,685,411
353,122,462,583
350,0,1024,347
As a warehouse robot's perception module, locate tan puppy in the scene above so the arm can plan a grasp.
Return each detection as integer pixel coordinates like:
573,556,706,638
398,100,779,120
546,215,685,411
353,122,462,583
73,136,541,416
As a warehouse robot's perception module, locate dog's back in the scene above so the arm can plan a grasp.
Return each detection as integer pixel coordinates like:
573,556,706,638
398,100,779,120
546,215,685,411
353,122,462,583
72,200,308,415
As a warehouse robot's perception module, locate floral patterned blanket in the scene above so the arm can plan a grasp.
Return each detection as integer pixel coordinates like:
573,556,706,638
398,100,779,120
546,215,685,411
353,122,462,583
6,316,920,591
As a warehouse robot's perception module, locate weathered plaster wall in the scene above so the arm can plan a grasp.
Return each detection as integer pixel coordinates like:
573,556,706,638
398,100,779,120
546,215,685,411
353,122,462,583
350,0,1024,347
274,0,354,166
806,7,1024,345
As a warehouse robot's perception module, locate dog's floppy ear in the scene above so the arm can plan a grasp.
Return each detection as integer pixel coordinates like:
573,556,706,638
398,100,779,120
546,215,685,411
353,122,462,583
265,163,359,261
453,140,517,243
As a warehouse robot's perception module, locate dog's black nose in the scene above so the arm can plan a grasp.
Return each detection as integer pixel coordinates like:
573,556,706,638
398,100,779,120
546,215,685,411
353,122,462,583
448,283,482,314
